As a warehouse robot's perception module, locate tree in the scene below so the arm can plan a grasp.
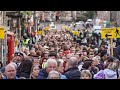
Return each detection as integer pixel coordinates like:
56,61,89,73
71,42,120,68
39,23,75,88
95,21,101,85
76,16,87,22
20,11,32,16
83,11,97,19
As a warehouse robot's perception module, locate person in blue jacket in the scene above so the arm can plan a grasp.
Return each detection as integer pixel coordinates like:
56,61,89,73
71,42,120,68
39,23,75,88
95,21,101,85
3,64,19,79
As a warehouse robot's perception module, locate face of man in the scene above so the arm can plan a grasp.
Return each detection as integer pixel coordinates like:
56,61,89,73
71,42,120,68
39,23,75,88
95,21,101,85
46,62,57,74
5,65,17,79
15,56,23,63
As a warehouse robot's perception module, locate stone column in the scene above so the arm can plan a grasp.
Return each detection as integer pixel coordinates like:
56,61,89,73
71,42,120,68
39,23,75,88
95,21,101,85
72,11,77,20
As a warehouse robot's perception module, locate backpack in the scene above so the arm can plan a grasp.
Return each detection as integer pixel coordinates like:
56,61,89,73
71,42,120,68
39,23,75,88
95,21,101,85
94,70,105,79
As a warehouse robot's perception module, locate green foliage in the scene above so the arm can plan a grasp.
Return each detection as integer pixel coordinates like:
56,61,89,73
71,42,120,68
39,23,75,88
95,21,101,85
76,16,87,22
83,11,96,19
20,11,32,16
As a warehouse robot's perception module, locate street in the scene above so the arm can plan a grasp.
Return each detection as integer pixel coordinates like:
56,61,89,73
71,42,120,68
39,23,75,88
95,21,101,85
0,11,120,79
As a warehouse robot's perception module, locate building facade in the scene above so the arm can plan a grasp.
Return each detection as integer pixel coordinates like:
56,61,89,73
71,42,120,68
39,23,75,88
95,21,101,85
97,11,120,26
97,11,110,20
35,11,87,22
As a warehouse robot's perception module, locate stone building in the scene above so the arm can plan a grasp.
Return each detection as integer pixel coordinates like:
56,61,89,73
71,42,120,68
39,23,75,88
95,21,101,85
36,11,87,22
97,11,110,20
97,11,120,26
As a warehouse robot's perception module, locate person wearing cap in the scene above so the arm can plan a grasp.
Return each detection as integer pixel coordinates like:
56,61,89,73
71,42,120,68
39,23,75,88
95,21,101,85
13,52,25,78
13,52,24,67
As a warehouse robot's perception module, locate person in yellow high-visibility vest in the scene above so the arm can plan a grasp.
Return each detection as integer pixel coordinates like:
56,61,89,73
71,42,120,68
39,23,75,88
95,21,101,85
23,36,30,48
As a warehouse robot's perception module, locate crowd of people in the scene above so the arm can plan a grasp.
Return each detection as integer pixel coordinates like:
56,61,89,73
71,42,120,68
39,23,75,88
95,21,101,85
0,22,120,79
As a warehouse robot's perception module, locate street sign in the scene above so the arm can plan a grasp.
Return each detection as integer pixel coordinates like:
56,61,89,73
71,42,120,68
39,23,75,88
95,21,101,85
37,30,44,35
101,27,120,38
71,30,80,36
101,28,115,38
113,27,120,38
0,27,4,39
45,26,50,30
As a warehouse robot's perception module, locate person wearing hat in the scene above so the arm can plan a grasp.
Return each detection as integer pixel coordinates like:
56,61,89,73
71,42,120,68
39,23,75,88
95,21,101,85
14,52,24,66
13,52,25,78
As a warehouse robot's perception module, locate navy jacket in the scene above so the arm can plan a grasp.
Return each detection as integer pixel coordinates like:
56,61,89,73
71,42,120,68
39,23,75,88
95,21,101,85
37,69,48,79
64,67,80,79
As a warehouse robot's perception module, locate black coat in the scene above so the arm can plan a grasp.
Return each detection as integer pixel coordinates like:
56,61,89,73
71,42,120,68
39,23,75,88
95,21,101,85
64,67,80,79
37,69,48,79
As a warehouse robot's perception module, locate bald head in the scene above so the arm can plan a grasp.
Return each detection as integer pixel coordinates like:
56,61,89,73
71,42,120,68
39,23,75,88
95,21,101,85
5,64,16,71
5,64,17,79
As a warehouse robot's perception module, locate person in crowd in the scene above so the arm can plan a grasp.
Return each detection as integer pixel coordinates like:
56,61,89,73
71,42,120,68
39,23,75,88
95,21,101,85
6,20,120,79
92,57,102,71
13,52,24,67
40,57,47,69
30,65,40,79
56,59,67,79
64,57,80,79
48,51,57,59
94,59,118,79
37,59,57,79
4,64,19,79
0,71,4,79
47,70,61,79
32,56,40,67
0,61,3,69
80,70,92,79
29,50,36,57
17,58,33,79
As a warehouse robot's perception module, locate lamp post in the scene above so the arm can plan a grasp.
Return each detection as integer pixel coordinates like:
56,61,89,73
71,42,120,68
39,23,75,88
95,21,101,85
109,11,114,56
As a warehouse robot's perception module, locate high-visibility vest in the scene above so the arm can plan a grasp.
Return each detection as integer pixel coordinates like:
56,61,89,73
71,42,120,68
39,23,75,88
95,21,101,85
15,39,19,46
42,62,46,69
23,39,30,45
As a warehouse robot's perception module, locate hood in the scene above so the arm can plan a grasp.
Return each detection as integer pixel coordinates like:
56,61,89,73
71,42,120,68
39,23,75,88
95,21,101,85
104,69,117,79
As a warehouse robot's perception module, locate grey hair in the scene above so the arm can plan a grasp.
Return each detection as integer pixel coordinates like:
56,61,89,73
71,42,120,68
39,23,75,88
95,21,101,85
69,57,78,67
5,63,16,71
9,62,17,69
47,70,60,79
45,59,57,68
57,59,64,63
